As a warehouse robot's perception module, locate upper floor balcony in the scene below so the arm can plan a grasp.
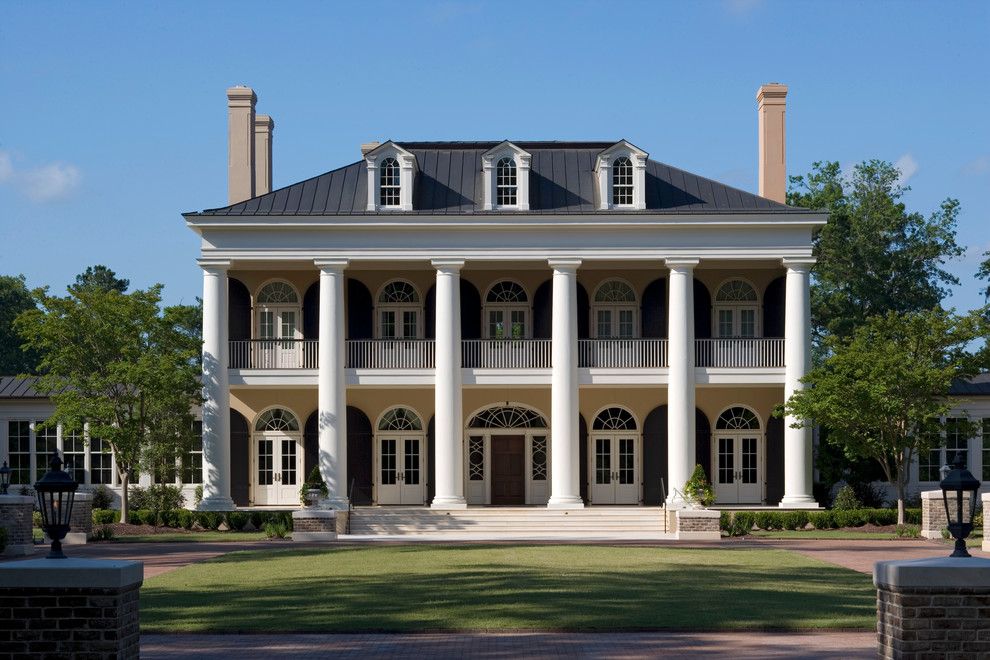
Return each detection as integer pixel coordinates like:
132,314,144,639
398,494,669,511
228,337,785,370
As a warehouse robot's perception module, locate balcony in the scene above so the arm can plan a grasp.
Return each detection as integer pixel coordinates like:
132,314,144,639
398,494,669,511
228,338,784,370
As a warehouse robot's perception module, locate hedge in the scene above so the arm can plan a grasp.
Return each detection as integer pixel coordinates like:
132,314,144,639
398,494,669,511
116,509,294,532
92,509,119,525
720,507,921,535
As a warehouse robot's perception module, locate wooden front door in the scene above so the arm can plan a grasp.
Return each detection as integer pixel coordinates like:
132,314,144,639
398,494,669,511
491,435,525,505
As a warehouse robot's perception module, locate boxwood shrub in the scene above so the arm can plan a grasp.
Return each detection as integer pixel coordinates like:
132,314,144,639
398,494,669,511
92,509,119,525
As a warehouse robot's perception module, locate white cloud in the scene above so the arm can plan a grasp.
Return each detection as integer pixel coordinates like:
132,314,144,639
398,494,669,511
961,155,990,176
894,153,918,188
0,151,81,202
0,150,12,182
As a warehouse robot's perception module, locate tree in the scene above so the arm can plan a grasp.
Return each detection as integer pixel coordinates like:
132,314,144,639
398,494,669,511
15,283,201,521
0,275,40,375
72,265,129,294
788,160,965,346
781,308,985,524
978,251,990,305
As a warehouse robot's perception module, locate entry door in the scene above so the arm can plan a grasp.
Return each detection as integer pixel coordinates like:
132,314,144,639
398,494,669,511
715,435,761,503
254,434,303,505
258,306,299,368
378,436,425,505
590,435,638,504
491,435,525,505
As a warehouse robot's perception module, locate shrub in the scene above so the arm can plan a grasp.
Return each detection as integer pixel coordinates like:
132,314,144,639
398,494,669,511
129,485,185,513
904,508,922,525
227,512,249,531
197,511,224,531
299,466,329,504
719,511,732,533
128,509,156,526
852,482,888,509
92,509,119,525
833,509,869,528
895,524,920,538
250,511,264,531
128,486,152,511
730,512,755,537
263,521,289,539
683,464,715,507
754,511,779,531
831,485,862,511
781,511,809,531
32,511,42,528
940,527,951,540
194,484,203,507
870,509,897,526
809,510,836,529
90,484,115,510
159,509,182,529
92,525,115,541
177,509,195,530
973,508,983,529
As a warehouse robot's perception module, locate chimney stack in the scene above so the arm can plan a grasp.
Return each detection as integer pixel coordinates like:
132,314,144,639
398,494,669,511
361,141,381,156
757,83,788,204
254,114,274,196
227,86,256,204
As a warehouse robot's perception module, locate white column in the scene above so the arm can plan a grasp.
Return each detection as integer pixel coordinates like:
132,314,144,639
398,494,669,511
666,258,699,505
548,259,584,509
780,258,817,508
432,260,467,509
199,260,234,510
316,260,349,509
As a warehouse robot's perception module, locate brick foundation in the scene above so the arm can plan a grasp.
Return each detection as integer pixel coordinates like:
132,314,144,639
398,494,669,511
0,494,36,556
292,509,337,541
920,489,972,540
673,508,720,540
0,558,143,659
875,557,990,659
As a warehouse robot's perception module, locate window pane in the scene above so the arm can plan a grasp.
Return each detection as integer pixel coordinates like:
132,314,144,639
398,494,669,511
983,419,990,482
595,438,611,484
619,438,634,484
35,422,58,481
718,437,734,484
381,439,396,485
945,418,968,466
618,310,634,338
380,311,396,339
63,429,86,484
183,421,204,484
531,435,547,481
403,311,418,338
404,439,420,485
597,310,611,338
259,311,274,340
918,446,942,482
8,421,31,485
90,437,113,485
740,309,756,337
718,310,733,337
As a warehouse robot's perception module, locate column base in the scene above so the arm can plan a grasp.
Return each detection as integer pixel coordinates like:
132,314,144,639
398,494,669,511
547,496,585,510
197,496,236,511
431,496,468,510
778,495,820,509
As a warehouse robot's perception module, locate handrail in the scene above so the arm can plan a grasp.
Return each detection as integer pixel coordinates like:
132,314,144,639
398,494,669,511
347,477,355,535
461,339,551,369
659,477,666,509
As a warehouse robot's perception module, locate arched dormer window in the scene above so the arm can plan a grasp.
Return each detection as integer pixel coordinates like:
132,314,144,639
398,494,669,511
379,157,400,207
611,157,633,206
592,279,637,338
714,279,759,338
484,280,529,339
496,157,517,207
377,280,422,339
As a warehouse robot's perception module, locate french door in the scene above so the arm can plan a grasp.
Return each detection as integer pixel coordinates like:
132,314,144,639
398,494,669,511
715,434,761,503
253,433,303,505
258,305,300,368
590,435,638,504
378,436,425,505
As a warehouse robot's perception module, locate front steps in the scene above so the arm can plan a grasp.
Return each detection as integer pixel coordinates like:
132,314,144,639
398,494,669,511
344,506,674,540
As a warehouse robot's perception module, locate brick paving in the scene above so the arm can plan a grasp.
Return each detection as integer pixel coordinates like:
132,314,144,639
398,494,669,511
141,631,875,659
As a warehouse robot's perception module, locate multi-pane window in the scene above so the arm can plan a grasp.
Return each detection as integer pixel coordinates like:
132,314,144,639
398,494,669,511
378,281,421,339
919,445,942,482
714,280,759,338
982,419,990,482
35,422,58,480
379,157,400,207
469,436,485,481
612,156,633,205
485,281,529,339
183,421,204,485
63,428,87,484
496,157,517,206
531,435,547,481
90,437,113,485
593,280,637,338
945,417,968,468
7,421,31,485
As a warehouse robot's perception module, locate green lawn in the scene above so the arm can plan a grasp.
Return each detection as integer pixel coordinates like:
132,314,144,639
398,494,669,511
142,545,875,632
111,531,267,543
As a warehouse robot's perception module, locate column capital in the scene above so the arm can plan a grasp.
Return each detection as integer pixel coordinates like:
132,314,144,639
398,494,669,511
665,257,700,271
782,257,816,271
548,258,582,271
197,259,232,272
431,259,465,273
314,259,349,272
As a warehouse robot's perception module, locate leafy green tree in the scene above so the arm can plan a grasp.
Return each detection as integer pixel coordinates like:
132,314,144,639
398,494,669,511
0,275,40,375
72,265,129,294
788,160,965,345
15,283,201,521
782,308,984,524
978,251,990,305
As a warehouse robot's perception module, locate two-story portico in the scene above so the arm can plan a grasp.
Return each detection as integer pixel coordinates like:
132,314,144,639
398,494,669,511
184,84,825,511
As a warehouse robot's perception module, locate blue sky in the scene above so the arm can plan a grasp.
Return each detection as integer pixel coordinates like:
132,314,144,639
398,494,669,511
1,1,988,311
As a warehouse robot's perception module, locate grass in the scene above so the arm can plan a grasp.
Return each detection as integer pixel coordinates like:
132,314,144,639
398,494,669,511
142,545,875,632
110,531,267,543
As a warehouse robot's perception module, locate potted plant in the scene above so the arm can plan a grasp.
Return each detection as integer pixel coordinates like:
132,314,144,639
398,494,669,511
684,464,715,508
299,466,329,507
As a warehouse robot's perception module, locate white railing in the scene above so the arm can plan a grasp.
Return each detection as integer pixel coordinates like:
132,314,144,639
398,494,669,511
578,339,668,368
346,340,435,369
229,340,318,369
462,339,551,369
694,338,784,368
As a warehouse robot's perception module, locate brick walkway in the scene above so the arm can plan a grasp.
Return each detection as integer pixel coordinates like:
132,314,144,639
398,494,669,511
141,631,875,659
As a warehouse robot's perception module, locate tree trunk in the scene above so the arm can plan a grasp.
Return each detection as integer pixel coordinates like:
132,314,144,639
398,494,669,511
896,482,906,526
118,470,130,523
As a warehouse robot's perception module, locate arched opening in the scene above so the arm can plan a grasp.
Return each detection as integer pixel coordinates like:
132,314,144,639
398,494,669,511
713,405,763,504
230,410,250,506
641,278,666,338
465,404,550,505
765,416,785,505
229,278,252,342
251,407,303,506
763,276,786,338
694,278,711,340
375,406,426,505
589,407,639,504
303,407,374,505
347,278,373,340
642,406,712,505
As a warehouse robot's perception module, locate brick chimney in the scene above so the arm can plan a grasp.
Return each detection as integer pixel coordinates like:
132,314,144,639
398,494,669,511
757,83,788,204
226,86,256,204
254,114,274,196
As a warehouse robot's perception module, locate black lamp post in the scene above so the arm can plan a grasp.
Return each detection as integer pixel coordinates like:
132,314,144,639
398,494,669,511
0,461,10,495
939,451,980,558
34,451,78,559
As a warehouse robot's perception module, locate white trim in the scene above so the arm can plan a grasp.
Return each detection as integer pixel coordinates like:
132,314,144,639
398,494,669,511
481,142,531,211
591,277,639,339
365,142,416,212
713,404,764,431
590,404,640,431
712,277,761,338
374,405,426,432
252,404,303,432
594,141,648,211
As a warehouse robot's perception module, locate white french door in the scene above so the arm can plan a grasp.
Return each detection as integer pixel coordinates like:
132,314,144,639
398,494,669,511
590,435,638,504
377,436,425,505
258,305,300,368
486,308,528,339
715,307,758,338
714,434,762,503
253,433,303,505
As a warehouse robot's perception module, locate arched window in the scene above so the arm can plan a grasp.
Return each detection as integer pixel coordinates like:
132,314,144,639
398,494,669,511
592,280,637,338
380,157,400,207
714,279,759,338
593,407,637,430
612,156,633,206
257,281,298,305
715,406,760,430
255,408,300,432
468,405,548,429
496,157,517,207
377,280,422,339
378,407,423,431
484,281,529,339
255,281,301,365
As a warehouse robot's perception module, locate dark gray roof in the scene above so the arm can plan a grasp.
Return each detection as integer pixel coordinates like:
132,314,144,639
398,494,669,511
0,376,51,399
186,141,815,217
949,373,990,396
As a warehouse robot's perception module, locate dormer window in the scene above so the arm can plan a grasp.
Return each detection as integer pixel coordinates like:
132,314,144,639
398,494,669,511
496,157,517,206
612,157,633,206
379,157,401,207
